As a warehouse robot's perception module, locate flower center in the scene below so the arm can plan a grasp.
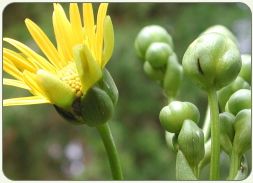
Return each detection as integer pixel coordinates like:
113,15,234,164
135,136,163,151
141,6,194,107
58,63,83,97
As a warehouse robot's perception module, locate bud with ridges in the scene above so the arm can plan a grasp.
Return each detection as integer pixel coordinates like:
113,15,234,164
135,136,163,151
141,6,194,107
178,119,205,168
202,25,238,45
182,32,241,90
159,101,200,133
135,25,173,59
218,76,250,111
143,61,165,80
219,112,235,155
163,53,183,98
145,42,173,68
239,54,251,84
225,89,251,116
233,109,251,156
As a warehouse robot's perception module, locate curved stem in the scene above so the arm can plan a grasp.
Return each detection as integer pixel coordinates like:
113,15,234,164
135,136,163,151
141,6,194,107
207,88,220,180
228,150,240,180
96,123,123,180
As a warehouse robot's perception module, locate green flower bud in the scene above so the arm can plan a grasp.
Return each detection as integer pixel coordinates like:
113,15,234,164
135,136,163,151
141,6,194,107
159,101,200,133
135,25,173,59
182,33,241,90
202,25,238,45
145,42,173,68
143,61,164,80
225,89,251,116
233,109,251,156
239,54,251,84
163,53,183,98
218,76,250,111
219,112,235,155
178,119,205,168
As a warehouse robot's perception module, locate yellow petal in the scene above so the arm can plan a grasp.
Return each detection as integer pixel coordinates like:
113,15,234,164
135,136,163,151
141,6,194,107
73,44,102,94
102,16,114,68
3,96,50,106
36,69,76,109
53,3,73,62
25,18,64,69
69,3,83,44
3,58,23,80
3,38,56,73
95,3,108,64
3,78,30,90
3,48,36,72
83,3,95,50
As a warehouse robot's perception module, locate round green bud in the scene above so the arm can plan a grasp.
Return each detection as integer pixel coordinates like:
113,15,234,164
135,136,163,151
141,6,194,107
233,109,251,156
135,25,173,59
159,101,200,133
218,76,250,111
219,112,235,155
239,54,251,84
143,61,164,80
163,53,183,98
225,89,251,116
182,32,241,90
145,42,173,68
202,25,238,45
178,119,205,168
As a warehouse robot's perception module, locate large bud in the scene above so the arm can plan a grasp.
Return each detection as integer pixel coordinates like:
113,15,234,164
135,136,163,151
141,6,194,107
159,101,200,133
182,32,241,90
178,119,205,168
135,25,173,59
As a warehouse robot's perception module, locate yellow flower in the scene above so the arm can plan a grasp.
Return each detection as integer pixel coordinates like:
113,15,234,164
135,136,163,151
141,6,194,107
3,3,114,110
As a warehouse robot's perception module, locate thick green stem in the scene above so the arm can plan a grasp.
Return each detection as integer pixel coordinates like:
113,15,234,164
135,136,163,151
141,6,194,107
228,150,240,180
96,123,123,180
207,89,220,180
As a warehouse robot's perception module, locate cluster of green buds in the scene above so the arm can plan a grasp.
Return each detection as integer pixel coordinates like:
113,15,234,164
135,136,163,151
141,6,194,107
134,25,182,99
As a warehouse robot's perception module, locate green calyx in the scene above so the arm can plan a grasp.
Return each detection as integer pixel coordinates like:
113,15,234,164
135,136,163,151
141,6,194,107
135,25,173,59
54,70,118,127
182,32,241,90
159,101,200,133
178,119,205,168
225,89,251,116
219,112,235,155
218,76,250,112
239,54,251,84
233,109,251,156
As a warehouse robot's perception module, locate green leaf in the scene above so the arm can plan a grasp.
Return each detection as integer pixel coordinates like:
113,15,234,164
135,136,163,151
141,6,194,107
176,150,197,180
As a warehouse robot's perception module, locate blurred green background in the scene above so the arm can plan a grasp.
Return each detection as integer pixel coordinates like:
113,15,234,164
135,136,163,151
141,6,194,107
2,2,251,180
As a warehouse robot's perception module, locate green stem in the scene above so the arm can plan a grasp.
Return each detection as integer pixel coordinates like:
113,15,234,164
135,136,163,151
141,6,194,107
202,106,211,142
96,123,123,180
207,88,220,180
228,150,240,180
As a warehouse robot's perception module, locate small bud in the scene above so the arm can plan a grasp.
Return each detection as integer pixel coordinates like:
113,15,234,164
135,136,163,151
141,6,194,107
219,112,235,155
218,76,250,111
143,61,164,80
135,25,173,59
178,119,205,168
225,89,251,116
239,54,251,84
145,42,173,68
233,109,251,156
159,101,200,133
182,32,241,90
163,53,183,98
202,25,238,45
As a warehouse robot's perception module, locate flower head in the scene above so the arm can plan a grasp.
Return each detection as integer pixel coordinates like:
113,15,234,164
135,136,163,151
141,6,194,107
3,3,114,110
